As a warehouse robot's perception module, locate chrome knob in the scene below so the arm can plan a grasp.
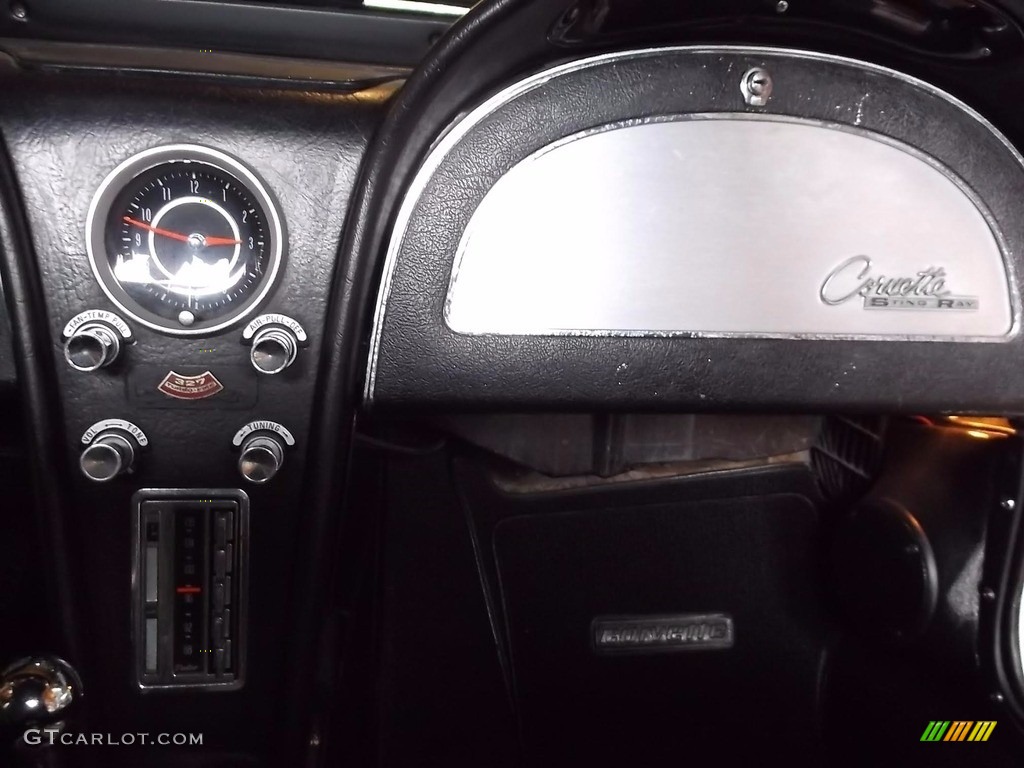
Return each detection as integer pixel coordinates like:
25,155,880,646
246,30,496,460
249,327,297,375
238,434,284,484
64,322,120,372
80,431,136,482
0,656,82,727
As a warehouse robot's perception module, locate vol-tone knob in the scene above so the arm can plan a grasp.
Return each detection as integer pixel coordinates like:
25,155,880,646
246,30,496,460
250,327,297,375
64,322,120,372
238,434,284,484
80,431,136,482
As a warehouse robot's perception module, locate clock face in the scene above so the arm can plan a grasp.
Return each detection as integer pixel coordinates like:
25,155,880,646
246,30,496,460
88,146,284,334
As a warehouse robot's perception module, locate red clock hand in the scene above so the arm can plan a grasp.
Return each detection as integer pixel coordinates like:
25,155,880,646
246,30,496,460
124,216,240,247
123,216,190,243
203,235,242,247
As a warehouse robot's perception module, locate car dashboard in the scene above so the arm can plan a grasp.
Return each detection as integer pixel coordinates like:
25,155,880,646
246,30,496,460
3,1,1024,767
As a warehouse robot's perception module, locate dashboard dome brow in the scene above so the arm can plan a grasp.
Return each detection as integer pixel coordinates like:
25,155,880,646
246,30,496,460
364,45,1024,411
445,115,1012,340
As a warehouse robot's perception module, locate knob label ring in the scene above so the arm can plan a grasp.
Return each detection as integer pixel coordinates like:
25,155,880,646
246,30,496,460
81,418,149,447
231,420,295,447
157,370,225,401
63,309,133,340
241,313,307,343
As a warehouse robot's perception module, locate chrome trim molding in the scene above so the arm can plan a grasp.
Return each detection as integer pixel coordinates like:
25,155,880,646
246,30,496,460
363,0,468,17
364,45,1024,400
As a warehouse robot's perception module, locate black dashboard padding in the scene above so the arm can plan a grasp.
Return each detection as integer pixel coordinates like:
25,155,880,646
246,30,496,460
0,71,386,756
0,0,448,67
0,133,81,662
0,285,16,392
368,45,1024,411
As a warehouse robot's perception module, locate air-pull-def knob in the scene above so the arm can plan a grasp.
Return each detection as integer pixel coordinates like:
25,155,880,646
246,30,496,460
78,419,148,483
233,420,295,484
241,314,307,375
249,327,297,375
62,310,132,372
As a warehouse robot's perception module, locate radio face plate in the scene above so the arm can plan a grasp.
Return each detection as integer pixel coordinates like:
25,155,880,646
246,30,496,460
131,488,249,691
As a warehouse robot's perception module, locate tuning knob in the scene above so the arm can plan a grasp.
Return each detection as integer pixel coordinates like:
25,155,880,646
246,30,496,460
238,433,284,484
249,326,297,375
64,322,121,372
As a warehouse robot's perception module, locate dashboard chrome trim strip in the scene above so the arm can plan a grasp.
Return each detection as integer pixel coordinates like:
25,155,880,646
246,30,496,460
363,0,468,17
363,45,1024,401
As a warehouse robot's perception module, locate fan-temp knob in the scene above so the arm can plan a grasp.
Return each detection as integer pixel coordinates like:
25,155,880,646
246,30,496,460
64,322,120,372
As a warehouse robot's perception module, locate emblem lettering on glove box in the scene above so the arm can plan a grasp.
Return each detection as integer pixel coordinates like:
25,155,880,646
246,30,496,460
157,370,224,400
820,256,979,311
592,613,734,654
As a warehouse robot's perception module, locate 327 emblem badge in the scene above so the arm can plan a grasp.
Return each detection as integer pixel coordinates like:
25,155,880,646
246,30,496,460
157,370,224,400
821,255,979,311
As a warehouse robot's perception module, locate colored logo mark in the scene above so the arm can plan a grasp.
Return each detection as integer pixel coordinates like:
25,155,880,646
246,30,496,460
921,721,996,742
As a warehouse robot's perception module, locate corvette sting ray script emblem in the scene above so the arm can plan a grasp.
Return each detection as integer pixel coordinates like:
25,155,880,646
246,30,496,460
820,256,979,311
